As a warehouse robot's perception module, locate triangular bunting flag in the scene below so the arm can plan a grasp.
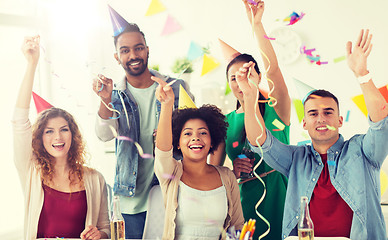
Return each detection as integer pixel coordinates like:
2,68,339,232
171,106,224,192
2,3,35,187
178,85,196,109
201,54,220,76
161,14,181,36
145,0,166,16
32,91,54,113
225,82,231,95
292,98,304,123
187,41,204,61
352,84,388,117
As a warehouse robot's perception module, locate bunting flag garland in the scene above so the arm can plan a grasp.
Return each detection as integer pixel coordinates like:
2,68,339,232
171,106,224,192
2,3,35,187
161,14,182,35
201,54,220,76
145,0,166,16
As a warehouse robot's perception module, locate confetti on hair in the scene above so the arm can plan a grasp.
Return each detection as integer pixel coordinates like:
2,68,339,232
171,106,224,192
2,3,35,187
232,141,239,148
283,11,305,25
271,128,282,132
109,126,153,159
300,45,328,66
326,125,336,131
264,35,276,40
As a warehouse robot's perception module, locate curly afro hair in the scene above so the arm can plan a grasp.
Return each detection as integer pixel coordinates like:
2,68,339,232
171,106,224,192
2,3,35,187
172,104,228,157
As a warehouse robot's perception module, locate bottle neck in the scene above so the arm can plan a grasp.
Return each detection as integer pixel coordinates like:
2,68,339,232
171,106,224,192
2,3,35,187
112,196,124,221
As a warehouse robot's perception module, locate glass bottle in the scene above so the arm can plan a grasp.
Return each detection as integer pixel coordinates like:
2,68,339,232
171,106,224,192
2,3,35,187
111,196,125,240
298,196,314,240
239,146,255,180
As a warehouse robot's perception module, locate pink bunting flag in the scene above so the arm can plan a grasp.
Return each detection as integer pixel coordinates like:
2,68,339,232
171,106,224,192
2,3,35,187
161,14,182,36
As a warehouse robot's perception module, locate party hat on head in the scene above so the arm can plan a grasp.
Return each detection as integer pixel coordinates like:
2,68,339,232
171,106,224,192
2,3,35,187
108,5,131,37
178,85,196,109
218,38,241,64
32,91,53,113
293,78,316,104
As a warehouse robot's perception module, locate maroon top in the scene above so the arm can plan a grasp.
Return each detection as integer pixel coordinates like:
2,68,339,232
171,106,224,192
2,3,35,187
309,154,353,237
37,184,87,238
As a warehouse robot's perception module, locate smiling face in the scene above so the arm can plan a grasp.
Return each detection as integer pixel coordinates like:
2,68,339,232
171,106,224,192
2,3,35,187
179,118,212,162
303,97,343,149
114,32,149,77
42,117,72,161
227,61,261,103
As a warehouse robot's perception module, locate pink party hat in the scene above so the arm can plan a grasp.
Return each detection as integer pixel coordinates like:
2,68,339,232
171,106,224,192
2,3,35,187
32,91,53,113
108,5,131,37
218,39,241,63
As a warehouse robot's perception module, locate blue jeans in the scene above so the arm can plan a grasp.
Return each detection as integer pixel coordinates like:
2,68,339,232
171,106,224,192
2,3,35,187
122,212,146,239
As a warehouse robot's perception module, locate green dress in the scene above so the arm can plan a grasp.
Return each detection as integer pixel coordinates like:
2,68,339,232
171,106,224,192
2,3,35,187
225,104,289,240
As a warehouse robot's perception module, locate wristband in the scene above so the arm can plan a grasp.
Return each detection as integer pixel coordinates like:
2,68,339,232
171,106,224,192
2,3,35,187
357,72,372,84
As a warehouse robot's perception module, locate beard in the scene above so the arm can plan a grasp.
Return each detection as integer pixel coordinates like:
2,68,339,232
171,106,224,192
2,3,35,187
123,56,149,77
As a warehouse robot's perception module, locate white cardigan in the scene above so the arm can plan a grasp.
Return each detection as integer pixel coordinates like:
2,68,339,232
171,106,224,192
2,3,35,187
12,108,110,240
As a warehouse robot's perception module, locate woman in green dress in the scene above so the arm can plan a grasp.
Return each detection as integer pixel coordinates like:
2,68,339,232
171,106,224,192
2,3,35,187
210,1,291,239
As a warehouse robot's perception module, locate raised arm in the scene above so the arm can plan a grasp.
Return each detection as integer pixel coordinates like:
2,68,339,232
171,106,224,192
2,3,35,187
152,76,174,151
243,0,291,125
16,36,40,109
236,62,267,146
346,29,388,122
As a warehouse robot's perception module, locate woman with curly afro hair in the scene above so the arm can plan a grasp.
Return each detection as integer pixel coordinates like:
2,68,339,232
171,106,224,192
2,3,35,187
13,36,109,240
151,76,244,240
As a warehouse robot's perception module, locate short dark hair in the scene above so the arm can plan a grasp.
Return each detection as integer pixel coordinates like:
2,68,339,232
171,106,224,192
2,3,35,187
113,23,146,48
304,89,339,110
172,104,228,156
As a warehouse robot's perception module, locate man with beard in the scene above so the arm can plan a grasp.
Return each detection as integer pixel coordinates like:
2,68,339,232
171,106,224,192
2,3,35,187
92,23,192,239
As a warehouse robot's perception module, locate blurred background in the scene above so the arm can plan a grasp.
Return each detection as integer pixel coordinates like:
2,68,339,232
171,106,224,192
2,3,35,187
1,0,388,238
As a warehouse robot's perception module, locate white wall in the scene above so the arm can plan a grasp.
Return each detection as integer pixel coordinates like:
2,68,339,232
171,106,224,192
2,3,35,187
1,0,387,235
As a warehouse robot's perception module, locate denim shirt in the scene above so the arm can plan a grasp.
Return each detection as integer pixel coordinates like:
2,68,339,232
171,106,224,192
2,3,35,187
250,115,388,240
95,69,192,198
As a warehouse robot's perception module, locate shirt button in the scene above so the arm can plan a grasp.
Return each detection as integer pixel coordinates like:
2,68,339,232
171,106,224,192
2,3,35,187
312,178,316,181
296,216,299,219
336,151,338,154
133,171,136,175
129,190,133,196
319,162,322,166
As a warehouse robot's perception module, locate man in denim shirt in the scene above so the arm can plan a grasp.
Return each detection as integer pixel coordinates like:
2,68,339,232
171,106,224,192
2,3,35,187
235,29,388,240
92,23,192,239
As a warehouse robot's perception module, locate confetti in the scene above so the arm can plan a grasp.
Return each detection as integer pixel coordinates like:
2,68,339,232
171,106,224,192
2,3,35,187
283,11,305,25
272,119,285,131
264,35,275,40
297,140,312,146
247,0,258,5
327,160,336,166
326,125,336,131
345,110,350,122
232,141,239,148
333,55,346,63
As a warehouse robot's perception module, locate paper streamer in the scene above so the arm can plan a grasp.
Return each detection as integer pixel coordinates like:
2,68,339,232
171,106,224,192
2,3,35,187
109,126,153,159
333,55,346,63
297,140,312,146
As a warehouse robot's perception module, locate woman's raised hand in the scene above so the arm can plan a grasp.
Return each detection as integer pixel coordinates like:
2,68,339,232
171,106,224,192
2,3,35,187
21,35,40,65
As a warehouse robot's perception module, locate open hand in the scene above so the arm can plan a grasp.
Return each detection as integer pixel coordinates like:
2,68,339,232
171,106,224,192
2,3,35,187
346,29,372,77
21,36,40,65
